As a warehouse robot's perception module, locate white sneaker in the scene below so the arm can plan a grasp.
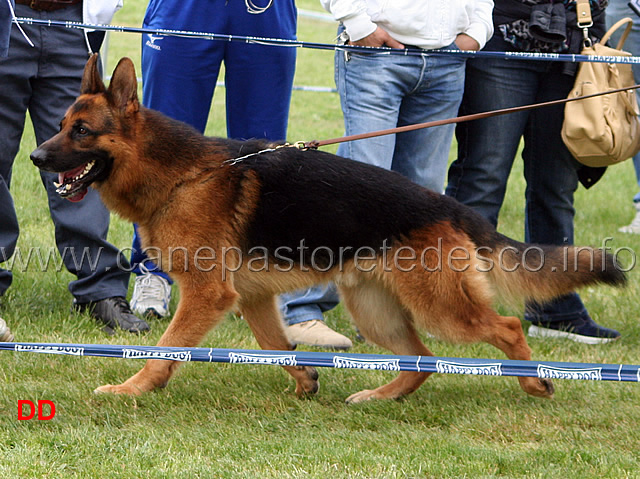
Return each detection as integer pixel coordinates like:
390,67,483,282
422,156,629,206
131,273,172,318
618,202,640,234
0,318,14,342
287,320,352,350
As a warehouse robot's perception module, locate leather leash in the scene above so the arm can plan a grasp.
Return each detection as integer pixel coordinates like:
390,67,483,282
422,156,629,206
303,84,640,149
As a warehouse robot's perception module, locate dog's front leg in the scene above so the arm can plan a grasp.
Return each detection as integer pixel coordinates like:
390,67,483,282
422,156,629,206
95,279,239,396
239,295,319,397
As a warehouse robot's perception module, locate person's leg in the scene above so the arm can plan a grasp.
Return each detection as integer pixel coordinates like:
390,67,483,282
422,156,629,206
131,0,227,317
0,5,35,298
334,39,409,166
141,0,224,132
280,284,351,350
446,56,537,227
29,6,126,300
225,0,297,141
607,1,640,233
226,8,346,346
281,26,410,336
18,4,148,333
0,179,18,296
279,32,411,346
129,224,172,318
621,153,640,234
391,43,466,192
522,67,619,343
633,154,640,204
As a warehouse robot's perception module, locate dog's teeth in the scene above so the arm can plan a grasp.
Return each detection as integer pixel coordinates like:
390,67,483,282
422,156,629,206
65,184,71,191
53,181,61,188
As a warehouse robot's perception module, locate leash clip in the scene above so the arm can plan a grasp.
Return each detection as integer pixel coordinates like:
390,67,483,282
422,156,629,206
582,26,593,48
575,0,593,48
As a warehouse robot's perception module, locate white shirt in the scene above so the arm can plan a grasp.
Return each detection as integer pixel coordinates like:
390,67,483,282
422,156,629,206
319,0,494,50
84,0,123,27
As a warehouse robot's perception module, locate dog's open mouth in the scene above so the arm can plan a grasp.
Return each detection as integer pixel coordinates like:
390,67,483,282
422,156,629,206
54,160,97,202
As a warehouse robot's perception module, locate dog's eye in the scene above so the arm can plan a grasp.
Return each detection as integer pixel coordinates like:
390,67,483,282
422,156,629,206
73,125,90,138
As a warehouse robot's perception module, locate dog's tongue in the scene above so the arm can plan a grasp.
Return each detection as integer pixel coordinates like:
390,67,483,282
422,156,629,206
58,164,86,185
57,166,89,203
66,189,88,202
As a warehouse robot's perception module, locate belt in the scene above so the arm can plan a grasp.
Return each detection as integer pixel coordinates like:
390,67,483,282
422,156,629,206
15,0,81,12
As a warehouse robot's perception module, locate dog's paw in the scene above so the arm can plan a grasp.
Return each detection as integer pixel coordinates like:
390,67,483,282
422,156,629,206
540,378,555,397
531,378,554,398
94,383,144,396
291,366,319,397
519,377,554,398
345,389,377,404
294,367,320,397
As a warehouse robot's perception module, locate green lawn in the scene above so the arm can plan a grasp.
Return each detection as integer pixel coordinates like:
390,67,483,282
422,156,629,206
1,1,640,477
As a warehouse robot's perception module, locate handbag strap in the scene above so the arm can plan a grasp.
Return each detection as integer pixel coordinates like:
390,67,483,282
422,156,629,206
575,0,593,47
600,17,634,50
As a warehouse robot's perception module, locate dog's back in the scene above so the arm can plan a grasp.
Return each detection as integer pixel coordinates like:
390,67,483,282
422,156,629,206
220,144,626,306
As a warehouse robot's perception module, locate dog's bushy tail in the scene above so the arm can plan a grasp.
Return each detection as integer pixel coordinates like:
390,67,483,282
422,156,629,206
484,235,627,306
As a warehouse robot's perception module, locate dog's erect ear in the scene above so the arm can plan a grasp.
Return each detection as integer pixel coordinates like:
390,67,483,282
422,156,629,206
107,57,140,115
81,53,106,95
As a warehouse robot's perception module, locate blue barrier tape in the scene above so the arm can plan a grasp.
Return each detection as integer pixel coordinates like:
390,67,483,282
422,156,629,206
1,342,639,382
14,17,640,65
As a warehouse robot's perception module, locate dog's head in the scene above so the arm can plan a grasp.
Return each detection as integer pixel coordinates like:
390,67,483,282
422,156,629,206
30,54,139,202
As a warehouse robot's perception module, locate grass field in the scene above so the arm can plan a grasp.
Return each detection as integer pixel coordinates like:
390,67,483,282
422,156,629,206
2,1,640,477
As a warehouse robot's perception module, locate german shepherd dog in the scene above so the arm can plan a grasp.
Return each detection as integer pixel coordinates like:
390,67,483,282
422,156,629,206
31,55,625,403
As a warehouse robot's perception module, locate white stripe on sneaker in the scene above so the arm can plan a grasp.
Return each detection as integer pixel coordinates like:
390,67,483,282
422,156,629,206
528,324,617,345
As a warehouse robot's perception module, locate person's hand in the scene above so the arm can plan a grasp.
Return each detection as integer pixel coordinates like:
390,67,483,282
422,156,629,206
350,27,405,49
454,33,480,51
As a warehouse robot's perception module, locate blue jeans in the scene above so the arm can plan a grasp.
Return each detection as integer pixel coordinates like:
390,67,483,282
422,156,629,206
280,284,339,326
446,50,590,324
335,40,466,193
607,0,640,203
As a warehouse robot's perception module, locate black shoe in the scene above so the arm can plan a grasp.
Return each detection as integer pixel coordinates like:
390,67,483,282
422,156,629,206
527,316,620,345
74,297,150,335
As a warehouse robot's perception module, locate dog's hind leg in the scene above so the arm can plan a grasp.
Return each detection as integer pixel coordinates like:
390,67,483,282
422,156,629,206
396,270,554,399
339,282,433,404
402,278,554,399
239,295,319,397
95,279,239,396
480,313,554,398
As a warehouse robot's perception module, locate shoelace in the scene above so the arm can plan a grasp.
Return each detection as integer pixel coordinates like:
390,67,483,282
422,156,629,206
110,296,136,314
136,275,168,303
105,297,148,332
